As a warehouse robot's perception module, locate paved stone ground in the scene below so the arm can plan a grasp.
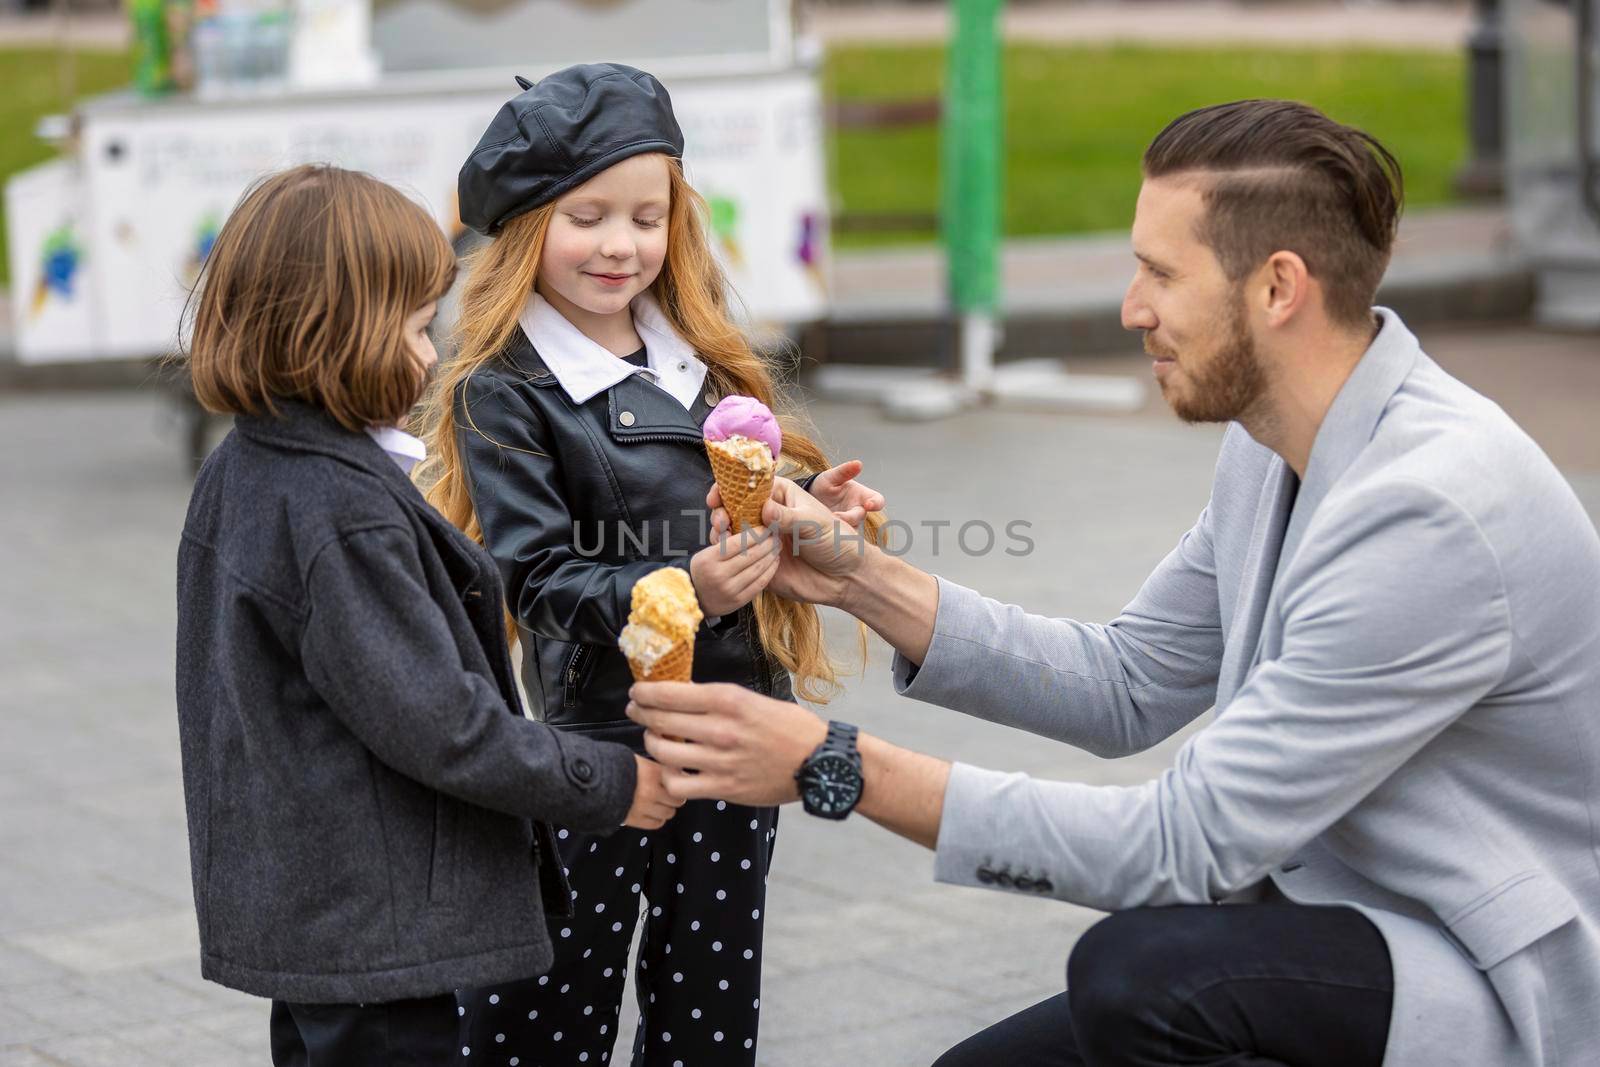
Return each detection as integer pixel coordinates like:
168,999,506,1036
2,321,1597,1065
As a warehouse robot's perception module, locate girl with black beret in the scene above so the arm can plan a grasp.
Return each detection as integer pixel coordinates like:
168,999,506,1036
416,64,884,1064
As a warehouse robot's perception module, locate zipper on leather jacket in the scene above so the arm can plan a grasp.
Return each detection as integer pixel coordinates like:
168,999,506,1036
614,430,704,445
563,644,592,708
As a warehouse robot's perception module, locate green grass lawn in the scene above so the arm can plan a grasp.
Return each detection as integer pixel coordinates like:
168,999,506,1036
1,47,131,286
826,43,1466,247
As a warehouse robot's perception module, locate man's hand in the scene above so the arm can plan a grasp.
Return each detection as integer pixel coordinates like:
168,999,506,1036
766,477,877,607
688,527,781,616
629,682,954,849
626,682,828,806
707,477,870,607
807,460,885,528
623,754,687,830
705,473,939,663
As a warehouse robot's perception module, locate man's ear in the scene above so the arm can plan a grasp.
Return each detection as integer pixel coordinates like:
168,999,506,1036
1260,250,1311,327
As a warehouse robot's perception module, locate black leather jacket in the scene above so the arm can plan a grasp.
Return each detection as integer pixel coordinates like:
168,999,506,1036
457,328,798,748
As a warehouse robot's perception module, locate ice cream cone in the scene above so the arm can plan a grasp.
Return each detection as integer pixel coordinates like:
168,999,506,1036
706,437,775,533
624,632,696,682
619,567,703,683
703,396,782,533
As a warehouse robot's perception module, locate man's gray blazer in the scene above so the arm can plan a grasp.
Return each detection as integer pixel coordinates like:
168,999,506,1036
894,311,1600,1065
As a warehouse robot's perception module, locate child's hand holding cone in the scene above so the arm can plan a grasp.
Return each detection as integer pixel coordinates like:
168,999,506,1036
689,530,781,617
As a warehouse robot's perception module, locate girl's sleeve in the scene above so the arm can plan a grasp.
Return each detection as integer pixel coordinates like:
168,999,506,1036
457,373,689,645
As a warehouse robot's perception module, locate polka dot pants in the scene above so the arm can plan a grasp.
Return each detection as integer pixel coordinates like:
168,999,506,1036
458,797,777,1066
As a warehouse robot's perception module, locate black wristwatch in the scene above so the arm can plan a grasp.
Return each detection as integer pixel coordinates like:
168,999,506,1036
796,720,864,820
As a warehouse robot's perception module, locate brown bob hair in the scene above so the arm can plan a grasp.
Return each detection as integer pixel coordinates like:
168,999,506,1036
185,164,457,431
1142,99,1404,329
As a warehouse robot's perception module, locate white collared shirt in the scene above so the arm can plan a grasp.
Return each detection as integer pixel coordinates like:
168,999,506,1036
516,290,709,412
365,425,427,474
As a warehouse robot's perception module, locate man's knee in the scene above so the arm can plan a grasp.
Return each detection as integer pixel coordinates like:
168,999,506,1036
1068,907,1217,1057
1067,910,1161,1027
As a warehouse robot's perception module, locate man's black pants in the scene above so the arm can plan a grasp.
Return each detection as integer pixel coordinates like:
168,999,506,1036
935,903,1394,1067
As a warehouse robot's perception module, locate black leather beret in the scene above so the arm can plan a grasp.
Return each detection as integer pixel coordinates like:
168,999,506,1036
458,63,685,236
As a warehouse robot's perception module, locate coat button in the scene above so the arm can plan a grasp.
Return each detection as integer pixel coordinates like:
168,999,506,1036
1036,878,1054,894
996,870,1014,888
572,759,594,783
619,411,636,427
1014,875,1033,892
704,392,718,407
976,865,996,885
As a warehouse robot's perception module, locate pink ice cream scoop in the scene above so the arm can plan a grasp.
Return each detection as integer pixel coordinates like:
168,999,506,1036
703,395,782,459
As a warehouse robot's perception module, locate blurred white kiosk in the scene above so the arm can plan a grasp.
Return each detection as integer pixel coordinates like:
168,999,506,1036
6,0,828,367
812,0,1144,421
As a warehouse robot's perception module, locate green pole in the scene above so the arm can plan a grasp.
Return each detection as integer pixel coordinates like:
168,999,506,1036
941,0,1003,317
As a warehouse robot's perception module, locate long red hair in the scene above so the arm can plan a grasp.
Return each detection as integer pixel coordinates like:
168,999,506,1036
414,156,881,702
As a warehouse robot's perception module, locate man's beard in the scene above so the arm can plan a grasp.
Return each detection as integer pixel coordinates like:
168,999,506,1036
1149,292,1268,425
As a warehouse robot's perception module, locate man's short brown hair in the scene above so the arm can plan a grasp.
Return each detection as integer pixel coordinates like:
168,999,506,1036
1142,99,1404,328
185,164,456,431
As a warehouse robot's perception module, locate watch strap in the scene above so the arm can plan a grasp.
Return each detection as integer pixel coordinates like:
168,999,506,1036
821,719,859,760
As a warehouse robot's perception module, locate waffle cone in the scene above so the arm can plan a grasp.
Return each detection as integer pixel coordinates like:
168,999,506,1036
626,635,695,683
706,440,775,532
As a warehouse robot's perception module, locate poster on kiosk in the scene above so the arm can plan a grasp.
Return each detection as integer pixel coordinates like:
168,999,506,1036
5,0,828,364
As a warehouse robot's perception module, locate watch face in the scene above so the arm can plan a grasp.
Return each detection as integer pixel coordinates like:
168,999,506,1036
802,753,863,817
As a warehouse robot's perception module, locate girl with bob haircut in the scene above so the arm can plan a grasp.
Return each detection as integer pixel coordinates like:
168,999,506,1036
175,163,681,1067
421,64,884,1066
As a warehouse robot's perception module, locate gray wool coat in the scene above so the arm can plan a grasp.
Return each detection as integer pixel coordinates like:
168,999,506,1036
175,400,637,1003
903,312,1600,1066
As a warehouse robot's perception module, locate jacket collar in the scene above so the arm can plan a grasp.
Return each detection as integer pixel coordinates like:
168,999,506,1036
233,401,480,565
365,425,427,473
516,290,708,412
500,329,723,444
1233,308,1420,680
235,400,414,490
1222,308,1414,681
1275,306,1420,573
